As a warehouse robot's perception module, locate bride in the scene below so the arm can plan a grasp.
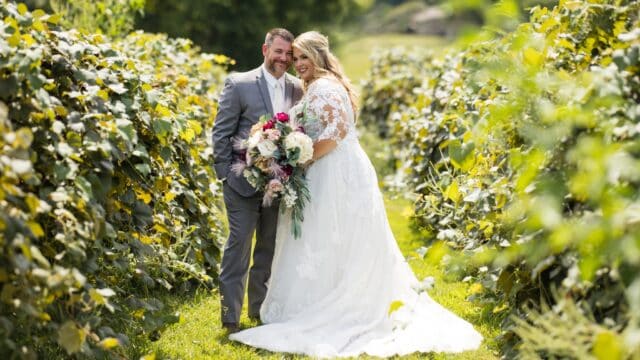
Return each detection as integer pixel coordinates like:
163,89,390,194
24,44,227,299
229,31,482,358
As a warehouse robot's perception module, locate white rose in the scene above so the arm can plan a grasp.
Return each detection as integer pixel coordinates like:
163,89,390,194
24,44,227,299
257,139,278,157
284,132,313,164
247,132,262,149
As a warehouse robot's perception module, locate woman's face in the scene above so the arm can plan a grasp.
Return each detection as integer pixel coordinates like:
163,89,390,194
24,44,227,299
293,48,315,82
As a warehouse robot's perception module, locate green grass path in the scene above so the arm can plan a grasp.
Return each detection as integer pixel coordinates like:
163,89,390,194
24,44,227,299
130,195,500,359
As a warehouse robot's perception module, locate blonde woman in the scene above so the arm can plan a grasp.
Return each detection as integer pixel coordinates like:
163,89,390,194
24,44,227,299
230,31,482,357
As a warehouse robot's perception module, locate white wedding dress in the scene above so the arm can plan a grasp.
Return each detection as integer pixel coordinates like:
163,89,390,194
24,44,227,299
229,77,482,357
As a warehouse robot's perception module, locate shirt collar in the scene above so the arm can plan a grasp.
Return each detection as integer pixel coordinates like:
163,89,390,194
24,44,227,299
262,64,285,88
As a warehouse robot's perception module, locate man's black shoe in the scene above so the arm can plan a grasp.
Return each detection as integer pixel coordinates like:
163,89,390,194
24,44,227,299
222,322,240,334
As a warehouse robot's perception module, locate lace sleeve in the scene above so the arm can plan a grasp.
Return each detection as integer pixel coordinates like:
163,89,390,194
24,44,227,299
306,80,350,142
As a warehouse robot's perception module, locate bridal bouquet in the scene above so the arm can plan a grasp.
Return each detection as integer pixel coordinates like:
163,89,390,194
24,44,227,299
232,112,313,238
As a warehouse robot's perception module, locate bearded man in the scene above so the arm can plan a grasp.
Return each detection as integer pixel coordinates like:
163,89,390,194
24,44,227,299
212,28,303,334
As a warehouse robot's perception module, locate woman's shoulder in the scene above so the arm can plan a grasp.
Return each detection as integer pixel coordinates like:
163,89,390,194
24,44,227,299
308,76,345,95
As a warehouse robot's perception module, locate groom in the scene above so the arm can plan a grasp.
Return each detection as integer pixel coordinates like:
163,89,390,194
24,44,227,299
212,28,303,334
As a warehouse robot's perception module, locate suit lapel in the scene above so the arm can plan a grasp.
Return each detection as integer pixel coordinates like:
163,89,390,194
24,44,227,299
256,68,273,116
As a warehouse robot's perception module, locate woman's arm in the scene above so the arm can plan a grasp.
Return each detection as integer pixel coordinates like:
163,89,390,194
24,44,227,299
312,139,337,161
303,139,336,169
305,80,350,166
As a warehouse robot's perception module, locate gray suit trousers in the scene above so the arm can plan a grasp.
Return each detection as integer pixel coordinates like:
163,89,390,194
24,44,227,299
219,182,278,324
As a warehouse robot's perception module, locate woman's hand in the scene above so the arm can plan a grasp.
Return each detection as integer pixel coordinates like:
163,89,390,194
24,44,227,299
303,159,314,170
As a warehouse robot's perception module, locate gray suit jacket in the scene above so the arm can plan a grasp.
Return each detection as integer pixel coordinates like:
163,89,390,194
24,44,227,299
212,67,304,197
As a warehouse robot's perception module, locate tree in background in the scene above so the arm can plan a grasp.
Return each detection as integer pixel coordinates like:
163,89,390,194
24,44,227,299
136,0,360,70
21,0,360,69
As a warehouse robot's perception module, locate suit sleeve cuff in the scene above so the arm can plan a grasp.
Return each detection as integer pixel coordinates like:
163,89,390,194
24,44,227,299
214,163,230,180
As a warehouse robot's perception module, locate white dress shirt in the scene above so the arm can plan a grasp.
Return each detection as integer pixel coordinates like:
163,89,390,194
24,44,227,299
262,64,286,114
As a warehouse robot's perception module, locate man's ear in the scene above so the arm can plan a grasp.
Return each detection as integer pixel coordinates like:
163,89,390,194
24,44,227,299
262,44,268,57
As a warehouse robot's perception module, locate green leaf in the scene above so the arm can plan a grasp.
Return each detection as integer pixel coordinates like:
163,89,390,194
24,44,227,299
444,181,461,203
108,83,128,94
75,176,93,199
0,75,19,98
133,201,153,227
116,118,136,143
10,158,32,175
153,118,172,138
54,164,71,182
448,140,475,172
57,321,85,354
135,163,151,176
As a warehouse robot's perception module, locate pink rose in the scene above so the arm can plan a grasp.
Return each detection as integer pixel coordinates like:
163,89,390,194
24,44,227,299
268,179,284,193
265,129,281,141
275,112,289,122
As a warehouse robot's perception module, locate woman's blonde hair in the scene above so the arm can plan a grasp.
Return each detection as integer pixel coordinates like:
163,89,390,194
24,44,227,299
293,31,359,115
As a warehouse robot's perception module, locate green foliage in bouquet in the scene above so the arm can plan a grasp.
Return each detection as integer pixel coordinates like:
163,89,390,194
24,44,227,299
0,2,231,357
361,0,640,357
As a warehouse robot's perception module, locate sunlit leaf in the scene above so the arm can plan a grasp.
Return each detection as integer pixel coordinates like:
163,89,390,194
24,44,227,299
448,139,476,171
98,337,120,349
592,330,623,360
27,221,44,238
17,3,28,15
388,300,404,316
444,181,461,203
57,321,85,354
108,83,127,94
523,47,543,68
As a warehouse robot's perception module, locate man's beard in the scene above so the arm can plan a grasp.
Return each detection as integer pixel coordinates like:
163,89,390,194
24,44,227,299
268,60,288,74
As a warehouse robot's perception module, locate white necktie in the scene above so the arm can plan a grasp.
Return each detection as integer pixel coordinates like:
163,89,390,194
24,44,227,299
273,82,284,115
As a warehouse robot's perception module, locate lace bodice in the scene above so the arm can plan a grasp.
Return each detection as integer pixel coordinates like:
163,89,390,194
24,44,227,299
289,77,357,144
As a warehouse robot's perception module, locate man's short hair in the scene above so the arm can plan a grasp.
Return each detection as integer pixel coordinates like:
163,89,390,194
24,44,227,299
265,28,294,47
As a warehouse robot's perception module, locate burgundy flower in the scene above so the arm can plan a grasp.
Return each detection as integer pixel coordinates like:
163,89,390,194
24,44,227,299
297,125,305,133
275,112,289,122
262,119,275,130
282,165,293,177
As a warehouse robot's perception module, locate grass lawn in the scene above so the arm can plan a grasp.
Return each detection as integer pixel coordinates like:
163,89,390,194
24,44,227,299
129,193,500,359
333,33,446,85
